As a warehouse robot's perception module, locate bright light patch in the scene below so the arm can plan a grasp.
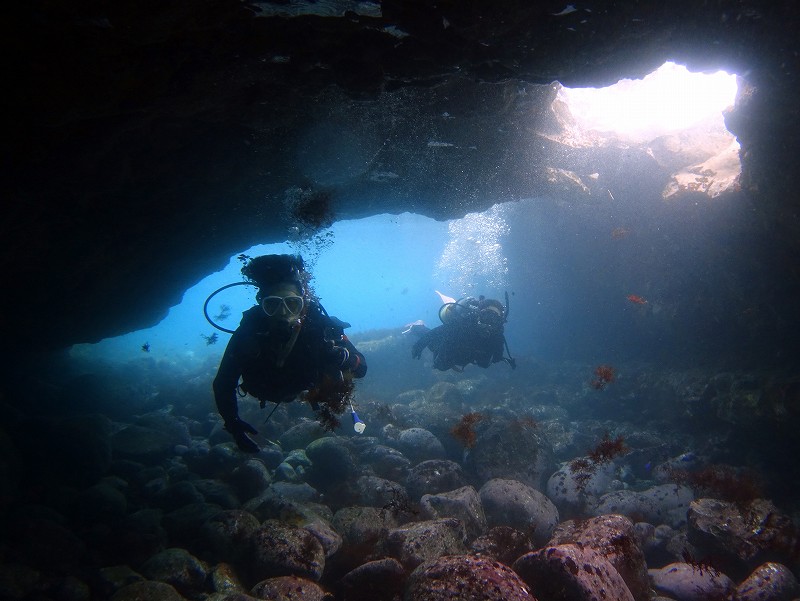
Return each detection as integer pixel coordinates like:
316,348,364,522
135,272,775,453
558,61,738,142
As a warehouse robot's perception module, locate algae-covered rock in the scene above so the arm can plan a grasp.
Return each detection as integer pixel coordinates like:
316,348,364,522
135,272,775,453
479,478,559,546
250,519,325,581
407,555,534,601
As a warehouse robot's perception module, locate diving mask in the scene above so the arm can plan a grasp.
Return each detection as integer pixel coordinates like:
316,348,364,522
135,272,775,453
261,295,305,317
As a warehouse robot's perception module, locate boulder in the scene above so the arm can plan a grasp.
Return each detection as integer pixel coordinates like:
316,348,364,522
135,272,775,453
69,482,128,525
546,459,617,516
330,506,399,573
419,485,487,540
735,562,799,601
229,459,272,501
353,475,409,509
479,478,559,546
407,555,535,601
163,502,222,551
305,436,357,490
469,526,534,566
648,562,735,601
591,484,695,529
109,580,185,601
547,514,650,601
358,444,411,482
95,566,145,599
0,563,44,600
140,548,208,596
279,420,329,451
380,518,467,569
250,575,330,601
250,520,325,582
339,558,406,601
406,460,469,501
201,509,261,565
468,419,554,491
687,498,799,577
111,425,173,462
396,427,446,465
193,478,240,509
513,544,635,601
153,480,205,512
209,562,246,595
303,519,343,559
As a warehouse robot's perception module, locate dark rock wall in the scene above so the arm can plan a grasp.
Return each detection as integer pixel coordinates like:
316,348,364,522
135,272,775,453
3,0,799,358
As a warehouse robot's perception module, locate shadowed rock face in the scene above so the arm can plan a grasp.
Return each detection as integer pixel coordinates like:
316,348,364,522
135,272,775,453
3,0,799,353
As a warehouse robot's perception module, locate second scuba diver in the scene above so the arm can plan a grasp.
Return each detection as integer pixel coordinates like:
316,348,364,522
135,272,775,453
411,294,515,372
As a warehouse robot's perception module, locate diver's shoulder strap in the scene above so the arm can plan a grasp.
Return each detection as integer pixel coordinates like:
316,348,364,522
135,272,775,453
503,335,516,369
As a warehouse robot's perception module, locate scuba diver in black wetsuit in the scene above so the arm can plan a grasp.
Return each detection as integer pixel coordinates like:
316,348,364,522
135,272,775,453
411,294,516,372
211,254,367,452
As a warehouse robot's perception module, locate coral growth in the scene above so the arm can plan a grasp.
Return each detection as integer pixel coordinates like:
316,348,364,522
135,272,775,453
450,412,485,449
588,433,629,464
590,364,616,390
568,457,595,493
681,550,723,577
569,433,629,493
509,415,539,434
305,375,355,431
669,464,763,507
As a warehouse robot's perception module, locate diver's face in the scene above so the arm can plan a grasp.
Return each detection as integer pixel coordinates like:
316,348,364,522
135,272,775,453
260,282,305,323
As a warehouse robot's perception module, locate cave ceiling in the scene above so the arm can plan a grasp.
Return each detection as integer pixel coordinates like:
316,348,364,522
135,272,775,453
4,0,799,353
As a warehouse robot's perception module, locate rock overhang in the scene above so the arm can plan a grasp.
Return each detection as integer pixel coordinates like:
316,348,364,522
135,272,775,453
3,0,799,354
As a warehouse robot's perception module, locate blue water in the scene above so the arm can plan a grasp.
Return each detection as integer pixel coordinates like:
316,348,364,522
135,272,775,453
73,212,465,363
73,187,768,371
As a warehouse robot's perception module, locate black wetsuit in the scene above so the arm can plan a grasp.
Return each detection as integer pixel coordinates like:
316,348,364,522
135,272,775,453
412,319,506,371
213,303,367,427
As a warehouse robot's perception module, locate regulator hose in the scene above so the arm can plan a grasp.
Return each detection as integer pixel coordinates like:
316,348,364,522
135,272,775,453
203,281,256,334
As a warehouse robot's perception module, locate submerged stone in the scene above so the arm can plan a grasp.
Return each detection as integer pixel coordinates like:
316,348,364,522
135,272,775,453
407,555,534,601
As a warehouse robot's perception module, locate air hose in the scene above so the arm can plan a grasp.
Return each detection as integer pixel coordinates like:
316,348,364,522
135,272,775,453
203,281,255,333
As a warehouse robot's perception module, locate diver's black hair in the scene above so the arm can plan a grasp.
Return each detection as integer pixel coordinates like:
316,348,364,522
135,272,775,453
242,254,305,289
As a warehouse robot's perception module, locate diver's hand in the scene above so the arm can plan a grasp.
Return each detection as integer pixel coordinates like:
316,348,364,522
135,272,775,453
324,340,350,368
411,340,425,359
225,418,259,453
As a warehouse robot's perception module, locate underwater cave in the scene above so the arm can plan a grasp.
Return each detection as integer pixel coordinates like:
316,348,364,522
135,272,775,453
3,1,800,600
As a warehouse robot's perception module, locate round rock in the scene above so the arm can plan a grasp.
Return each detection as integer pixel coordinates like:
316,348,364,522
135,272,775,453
648,562,735,601
250,575,330,600
547,514,650,601
735,562,799,601
250,520,325,582
479,478,559,547
407,555,535,601
513,543,635,601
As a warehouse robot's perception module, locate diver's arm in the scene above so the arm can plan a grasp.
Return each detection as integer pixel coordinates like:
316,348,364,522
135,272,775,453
490,332,506,364
212,333,245,426
412,326,445,358
341,334,367,378
213,330,260,452
412,328,433,358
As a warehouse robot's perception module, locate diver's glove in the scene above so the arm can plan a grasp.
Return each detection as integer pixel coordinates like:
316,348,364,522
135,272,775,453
225,418,259,453
411,340,425,359
324,340,350,369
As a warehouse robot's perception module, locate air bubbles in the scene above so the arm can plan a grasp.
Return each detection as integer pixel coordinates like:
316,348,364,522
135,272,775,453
436,204,510,295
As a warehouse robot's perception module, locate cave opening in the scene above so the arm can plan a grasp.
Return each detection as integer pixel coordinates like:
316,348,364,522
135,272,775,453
557,61,738,143
552,61,741,200
72,61,753,369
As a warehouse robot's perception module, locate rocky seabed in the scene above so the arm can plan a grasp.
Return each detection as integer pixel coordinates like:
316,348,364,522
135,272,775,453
1,378,799,601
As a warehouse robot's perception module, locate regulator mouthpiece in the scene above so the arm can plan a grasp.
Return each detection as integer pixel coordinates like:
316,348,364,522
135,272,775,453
352,411,366,434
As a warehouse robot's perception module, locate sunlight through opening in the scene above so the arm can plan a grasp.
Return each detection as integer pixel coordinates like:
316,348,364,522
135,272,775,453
557,61,738,142
553,61,741,200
